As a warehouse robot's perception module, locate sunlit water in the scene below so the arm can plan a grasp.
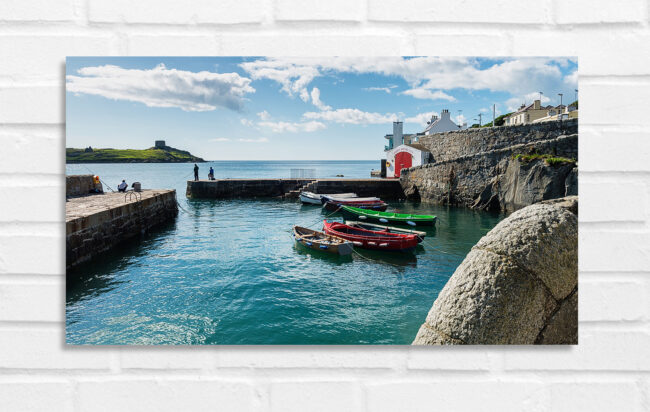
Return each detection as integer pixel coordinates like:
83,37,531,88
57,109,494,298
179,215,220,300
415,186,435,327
66,161,505,344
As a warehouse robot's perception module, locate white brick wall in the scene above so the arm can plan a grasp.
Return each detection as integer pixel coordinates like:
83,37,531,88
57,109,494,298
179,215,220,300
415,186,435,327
0,1,648,410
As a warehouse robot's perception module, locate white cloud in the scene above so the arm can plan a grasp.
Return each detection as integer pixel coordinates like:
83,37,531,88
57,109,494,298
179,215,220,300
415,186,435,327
238,137,269,143
67,63,255,112
401,88,456,101
303,108,398,125
240,118,253,126
310,87,331,111
364,85,397,94
258,120,326,133
564,70,578,87
455,114,467,125
210,137,230,142
257,110,271,120
239,57,575,101
404,111,438,126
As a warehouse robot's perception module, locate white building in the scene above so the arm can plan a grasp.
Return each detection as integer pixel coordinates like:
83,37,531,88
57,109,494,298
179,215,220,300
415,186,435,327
383,121,431,178
423,109,467,135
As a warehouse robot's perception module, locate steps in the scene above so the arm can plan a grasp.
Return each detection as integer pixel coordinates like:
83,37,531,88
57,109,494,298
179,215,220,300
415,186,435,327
284,179,318,198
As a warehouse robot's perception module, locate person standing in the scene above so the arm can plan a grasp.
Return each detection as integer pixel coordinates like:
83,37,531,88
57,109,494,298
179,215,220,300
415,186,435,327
208,166,214,180
193,164,199,181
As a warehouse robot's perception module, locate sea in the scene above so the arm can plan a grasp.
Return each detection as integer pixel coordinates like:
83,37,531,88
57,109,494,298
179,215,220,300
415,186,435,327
65,161,505,345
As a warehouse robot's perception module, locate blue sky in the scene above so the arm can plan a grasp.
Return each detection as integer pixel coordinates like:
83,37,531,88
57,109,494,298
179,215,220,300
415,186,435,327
66,57,577,160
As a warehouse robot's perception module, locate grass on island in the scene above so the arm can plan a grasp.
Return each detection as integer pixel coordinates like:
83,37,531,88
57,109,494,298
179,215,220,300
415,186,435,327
66,147,204,163
513,153,577,166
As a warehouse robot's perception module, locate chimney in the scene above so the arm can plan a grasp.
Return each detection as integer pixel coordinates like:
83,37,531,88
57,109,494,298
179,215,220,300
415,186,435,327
533,100,541,110
392,121,403,149
440,109,451,120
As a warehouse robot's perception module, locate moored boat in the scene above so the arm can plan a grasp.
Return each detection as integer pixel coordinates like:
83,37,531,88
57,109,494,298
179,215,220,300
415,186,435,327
320,195,380,204
293,225,354,255
339,205,436,226
345,220,427,242
300,191,357,205
322,220,419,251
323,200,388,212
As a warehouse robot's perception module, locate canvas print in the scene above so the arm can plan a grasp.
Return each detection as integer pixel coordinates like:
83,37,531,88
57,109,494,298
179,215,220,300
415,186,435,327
65,57,578,345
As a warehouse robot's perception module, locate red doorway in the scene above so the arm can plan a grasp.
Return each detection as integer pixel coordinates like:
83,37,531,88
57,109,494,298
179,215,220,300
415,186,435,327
394,151,412,178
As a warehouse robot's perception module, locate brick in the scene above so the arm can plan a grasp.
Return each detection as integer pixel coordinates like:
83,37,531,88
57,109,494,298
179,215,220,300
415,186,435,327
126,35,219,55
365,382,546,412
0,235,64,275
0,280,64,322
88,0,266,24
414,34,510,56
0,382,74,412
368,0,550,24
120,349,213,370
275,0,364,21
0,0,76,22
580,83,649,126
0,186,64,222
214,348,404,369
0,86,63,124
548,382,643,411
579,127,650,171
270,381,362,412
579,231,650,272
579,180,646,222
580,279,647,321
0,35,115,83
218,34,413,55
0,126,64,174
555,0,645,24
406,346,494,370
0,328,112,369
76,379,255,412
504,329,650,370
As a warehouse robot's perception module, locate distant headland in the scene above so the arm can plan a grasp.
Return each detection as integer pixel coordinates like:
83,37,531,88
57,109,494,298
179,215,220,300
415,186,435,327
66,140,205,163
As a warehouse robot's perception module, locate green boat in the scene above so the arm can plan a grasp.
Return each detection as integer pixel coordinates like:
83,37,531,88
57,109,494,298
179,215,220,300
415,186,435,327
339,205,437,227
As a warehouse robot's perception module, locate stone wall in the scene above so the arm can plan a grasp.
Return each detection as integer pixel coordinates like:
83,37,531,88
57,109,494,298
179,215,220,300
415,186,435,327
187,179,405,199
66,174,103,197
413,197,578,345
66,190,178,270
418,119,578,163
400,134,578,212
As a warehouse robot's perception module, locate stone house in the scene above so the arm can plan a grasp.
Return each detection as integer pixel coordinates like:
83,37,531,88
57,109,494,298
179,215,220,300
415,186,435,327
504,100,553,126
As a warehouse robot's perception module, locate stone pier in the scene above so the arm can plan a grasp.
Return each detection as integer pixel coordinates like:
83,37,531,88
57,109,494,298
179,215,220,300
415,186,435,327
186,178,405,199
66,189,178,270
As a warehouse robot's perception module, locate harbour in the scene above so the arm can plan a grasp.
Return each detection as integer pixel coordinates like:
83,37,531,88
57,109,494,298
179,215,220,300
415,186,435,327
65,161,505,344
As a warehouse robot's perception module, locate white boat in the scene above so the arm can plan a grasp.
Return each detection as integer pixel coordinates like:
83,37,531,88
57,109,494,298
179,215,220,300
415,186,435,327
299,191,357,205
320,195,381,204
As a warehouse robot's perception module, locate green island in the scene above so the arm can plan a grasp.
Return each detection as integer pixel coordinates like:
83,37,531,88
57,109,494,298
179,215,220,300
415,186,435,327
66,141,204,163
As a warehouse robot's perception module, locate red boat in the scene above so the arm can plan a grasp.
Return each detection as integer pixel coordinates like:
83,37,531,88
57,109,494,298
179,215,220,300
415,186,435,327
322,220,419,251
323,200,388,212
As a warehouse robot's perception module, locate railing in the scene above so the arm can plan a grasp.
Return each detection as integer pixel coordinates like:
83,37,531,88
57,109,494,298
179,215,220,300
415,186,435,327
290,168,316,178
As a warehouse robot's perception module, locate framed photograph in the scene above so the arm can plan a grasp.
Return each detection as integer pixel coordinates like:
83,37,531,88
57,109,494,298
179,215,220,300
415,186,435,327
65,57,578,345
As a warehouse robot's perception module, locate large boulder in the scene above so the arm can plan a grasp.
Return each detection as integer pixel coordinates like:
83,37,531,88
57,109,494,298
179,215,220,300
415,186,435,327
413,198,578,345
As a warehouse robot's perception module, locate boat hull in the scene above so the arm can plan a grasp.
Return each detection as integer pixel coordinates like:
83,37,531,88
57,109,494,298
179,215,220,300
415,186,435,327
345,220,426,242
340,206,436,226
322,221,418,251
300,191,357,205
293,225,354,255
324,201,388,212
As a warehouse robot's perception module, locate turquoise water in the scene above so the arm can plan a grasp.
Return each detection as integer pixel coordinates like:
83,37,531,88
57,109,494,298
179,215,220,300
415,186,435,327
66,161,505,345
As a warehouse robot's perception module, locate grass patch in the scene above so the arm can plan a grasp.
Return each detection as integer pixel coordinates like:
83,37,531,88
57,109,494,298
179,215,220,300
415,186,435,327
66,147,204,163
513,153,576,166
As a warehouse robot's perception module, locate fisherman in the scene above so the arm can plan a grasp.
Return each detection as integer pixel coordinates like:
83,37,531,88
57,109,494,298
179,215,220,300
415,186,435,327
193,164,199,181
208,166,215,180
117,179,128,192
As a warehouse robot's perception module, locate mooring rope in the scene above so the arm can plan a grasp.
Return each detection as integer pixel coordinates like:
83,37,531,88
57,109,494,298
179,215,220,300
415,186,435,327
78,164,116,192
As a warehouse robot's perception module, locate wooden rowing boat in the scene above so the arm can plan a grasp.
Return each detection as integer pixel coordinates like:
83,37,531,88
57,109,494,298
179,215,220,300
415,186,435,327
300,191,357,205
339,205,437,226
323,200,388,212
345,220,427,242
320,195,380,204
293,225,354,255
322,220,419,251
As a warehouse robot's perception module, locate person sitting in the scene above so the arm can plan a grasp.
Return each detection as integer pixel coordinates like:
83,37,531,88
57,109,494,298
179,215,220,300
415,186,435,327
117,180,128,192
